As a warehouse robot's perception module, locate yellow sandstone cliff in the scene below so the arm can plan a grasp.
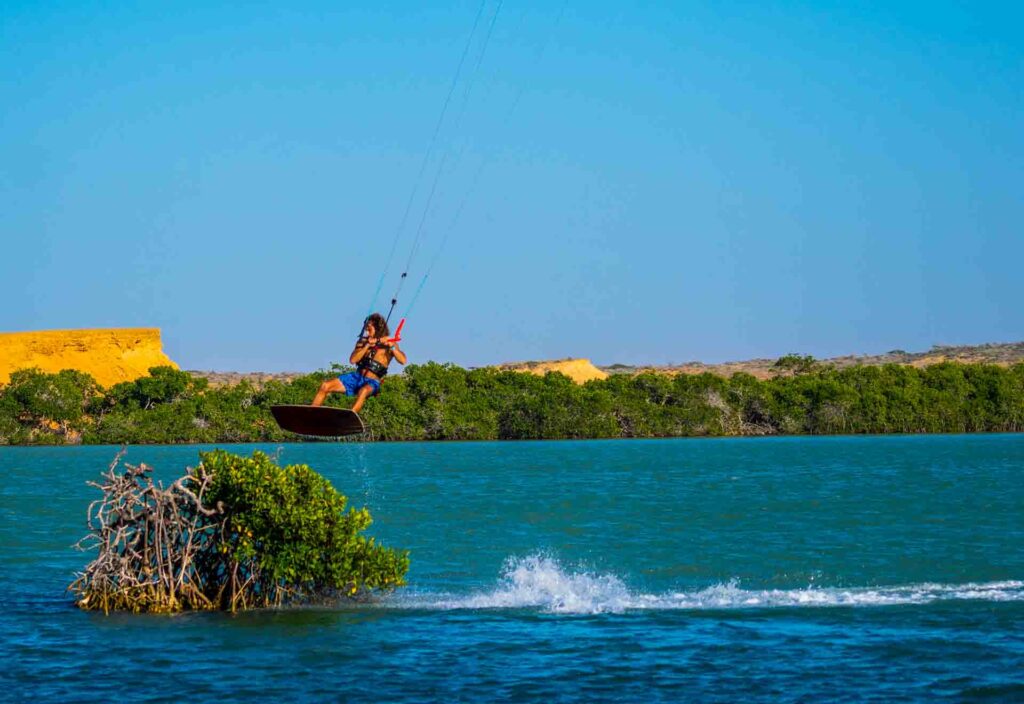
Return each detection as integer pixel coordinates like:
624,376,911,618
0,328,177,387
498,358,608,384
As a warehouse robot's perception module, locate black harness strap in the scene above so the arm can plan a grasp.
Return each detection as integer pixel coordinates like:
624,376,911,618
358,354,389,379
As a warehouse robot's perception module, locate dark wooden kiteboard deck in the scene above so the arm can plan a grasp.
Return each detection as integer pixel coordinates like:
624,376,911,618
270,405,366,437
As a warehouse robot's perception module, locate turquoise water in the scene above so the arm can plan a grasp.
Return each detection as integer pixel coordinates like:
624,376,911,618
3,435,1023,702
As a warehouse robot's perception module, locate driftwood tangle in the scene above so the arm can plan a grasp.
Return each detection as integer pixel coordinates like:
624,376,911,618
69,451,228,613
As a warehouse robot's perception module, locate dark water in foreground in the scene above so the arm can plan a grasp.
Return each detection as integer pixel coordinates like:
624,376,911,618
2,435,1023,702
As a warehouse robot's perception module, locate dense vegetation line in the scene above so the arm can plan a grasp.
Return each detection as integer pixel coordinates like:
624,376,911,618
1,359,1023,445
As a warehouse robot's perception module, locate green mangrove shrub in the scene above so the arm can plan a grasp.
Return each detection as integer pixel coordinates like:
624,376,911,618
8,360,1024,445
70,450,408,613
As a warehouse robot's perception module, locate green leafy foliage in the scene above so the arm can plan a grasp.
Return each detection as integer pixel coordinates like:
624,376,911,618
0,368,100,442
773,354,821,375
103,365,204,410
4,361,1024,444
201,450,408,601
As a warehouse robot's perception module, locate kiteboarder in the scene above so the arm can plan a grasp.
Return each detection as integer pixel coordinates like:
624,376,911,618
311,313,407,413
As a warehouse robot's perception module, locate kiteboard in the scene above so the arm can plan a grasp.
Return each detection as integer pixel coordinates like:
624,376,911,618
270,405,365,437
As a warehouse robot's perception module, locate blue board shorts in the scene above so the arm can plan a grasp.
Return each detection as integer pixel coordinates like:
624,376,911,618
338,371,381,396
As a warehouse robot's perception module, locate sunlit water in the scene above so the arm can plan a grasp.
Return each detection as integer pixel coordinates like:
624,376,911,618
2,435,1023,702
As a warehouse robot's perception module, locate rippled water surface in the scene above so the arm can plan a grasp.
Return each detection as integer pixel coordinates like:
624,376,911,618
3,435,1023,702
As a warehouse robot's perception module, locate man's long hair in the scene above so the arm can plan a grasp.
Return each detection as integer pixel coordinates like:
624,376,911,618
365,313,389,338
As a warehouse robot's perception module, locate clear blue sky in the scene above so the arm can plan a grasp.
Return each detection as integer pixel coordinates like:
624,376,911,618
3,1,1021,371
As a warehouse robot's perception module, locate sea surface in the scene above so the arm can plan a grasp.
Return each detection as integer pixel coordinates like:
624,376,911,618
2,435,1023,702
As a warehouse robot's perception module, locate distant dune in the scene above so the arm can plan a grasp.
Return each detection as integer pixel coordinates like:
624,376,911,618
189,359,611,387
496,358,609,384
0,328,177,387
44,339,1015,389
599,341,1024,380
189,370,304,387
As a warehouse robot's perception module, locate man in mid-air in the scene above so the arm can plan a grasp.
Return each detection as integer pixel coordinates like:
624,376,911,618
312,313,407,413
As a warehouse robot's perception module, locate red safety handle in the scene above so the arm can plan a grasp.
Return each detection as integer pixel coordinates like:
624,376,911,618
385,318,405,344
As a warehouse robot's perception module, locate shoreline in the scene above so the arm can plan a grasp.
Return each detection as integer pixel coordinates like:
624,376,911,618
3,430,1022,450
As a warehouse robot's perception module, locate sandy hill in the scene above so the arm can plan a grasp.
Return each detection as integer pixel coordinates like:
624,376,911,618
0,328,178,387
600,341,1024,380
496,358,608,384
188,370,304,387
189,342,1024,388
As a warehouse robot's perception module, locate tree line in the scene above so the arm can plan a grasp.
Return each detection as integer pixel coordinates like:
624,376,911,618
1,360,1023,445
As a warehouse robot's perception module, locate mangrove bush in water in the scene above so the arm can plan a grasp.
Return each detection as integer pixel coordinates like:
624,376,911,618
70,450,408,613
5,361,1024,444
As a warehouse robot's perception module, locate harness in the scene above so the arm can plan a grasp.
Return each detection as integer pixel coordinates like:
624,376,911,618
357,344,389,378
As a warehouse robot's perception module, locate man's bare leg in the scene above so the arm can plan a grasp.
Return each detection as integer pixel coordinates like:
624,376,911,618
351,384,376,413
312,378,344,407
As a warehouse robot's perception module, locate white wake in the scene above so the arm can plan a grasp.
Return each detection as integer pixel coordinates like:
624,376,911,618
390,554,1024,615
